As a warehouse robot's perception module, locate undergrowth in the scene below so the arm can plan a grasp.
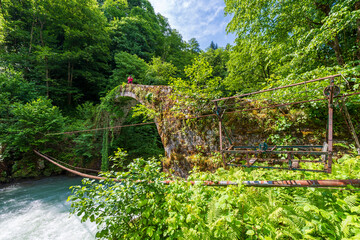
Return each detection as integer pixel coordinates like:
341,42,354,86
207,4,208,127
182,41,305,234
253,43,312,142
69,150,360,239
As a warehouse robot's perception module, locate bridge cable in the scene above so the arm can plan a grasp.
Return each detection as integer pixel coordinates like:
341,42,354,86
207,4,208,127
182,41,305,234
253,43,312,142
38,151,100,173
46,91,360,136
33,150,360,189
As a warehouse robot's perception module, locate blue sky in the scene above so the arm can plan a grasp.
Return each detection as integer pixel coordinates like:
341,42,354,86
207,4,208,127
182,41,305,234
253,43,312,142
148,0,236,50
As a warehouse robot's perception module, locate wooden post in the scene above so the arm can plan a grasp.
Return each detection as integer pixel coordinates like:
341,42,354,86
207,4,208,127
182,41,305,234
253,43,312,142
327,77,334,173
219,118,226,167
215,102,226,167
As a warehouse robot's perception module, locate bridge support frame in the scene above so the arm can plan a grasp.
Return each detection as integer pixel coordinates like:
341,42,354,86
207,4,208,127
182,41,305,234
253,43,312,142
213,75,341,173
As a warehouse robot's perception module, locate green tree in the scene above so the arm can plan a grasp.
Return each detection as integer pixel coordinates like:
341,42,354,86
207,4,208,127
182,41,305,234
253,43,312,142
202,48,230,80
110,51,148,87
5,97,65,153
224,37,273,92
144,57,177,85
110,16,158,61
171,55,223,100
162,29,196,75
103,0,196,74
208,41,218,50
187,38,201,54
0,66,38,116
101,0,128,21
48,0,110,105
109,0,164,62
1,0,111,106
224,0,360,92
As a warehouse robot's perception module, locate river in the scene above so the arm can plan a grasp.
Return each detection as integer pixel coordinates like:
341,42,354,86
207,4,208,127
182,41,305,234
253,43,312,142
0,176,97,240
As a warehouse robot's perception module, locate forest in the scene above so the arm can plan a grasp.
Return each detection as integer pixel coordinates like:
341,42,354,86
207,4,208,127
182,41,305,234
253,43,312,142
1,0,360,239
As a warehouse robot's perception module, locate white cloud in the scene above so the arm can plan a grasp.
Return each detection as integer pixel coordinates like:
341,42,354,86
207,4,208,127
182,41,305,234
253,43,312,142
148,0,235,49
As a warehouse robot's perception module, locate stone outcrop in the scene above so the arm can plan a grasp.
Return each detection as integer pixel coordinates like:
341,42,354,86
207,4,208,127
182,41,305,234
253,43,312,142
115,84,219,159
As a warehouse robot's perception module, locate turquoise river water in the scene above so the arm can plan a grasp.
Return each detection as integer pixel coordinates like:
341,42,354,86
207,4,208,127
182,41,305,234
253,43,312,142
0,176,97,240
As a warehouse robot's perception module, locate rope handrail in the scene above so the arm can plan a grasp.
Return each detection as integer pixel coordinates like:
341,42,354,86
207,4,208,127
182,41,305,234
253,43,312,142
33,150,360,189
212,74,341,102
34,150,106,180
39,151,100,173
46,91,360,136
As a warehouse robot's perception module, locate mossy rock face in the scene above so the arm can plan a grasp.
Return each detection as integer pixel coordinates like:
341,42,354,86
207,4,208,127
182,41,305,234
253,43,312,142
8,157,51,179
12,166,39,178
43,168,54,177
115,84,328,159
115,84,351,176
116,84,218,157
0,170,7,183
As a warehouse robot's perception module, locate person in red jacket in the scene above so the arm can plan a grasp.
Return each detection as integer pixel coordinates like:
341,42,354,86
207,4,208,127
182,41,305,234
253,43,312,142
127,75,133,84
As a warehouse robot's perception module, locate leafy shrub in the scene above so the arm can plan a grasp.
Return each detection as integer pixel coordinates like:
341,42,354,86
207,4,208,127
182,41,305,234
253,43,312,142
144,57,177,85
0,66,38,116
5,97,65,153
110,51,148,89
69,151,168,239
70,151,360,239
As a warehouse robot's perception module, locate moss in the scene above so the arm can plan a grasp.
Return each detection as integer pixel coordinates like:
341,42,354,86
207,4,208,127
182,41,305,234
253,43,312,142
43,168,53,177
113,84,334,174
0,170,7,182
12,166,39,178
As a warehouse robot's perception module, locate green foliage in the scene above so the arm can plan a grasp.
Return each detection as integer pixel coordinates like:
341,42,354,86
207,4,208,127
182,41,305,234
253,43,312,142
161,29,197,75
109,148,129,170
109,1,163,62
131,104,157,122
172,55,223,100
225,38,272,92
0,10,4,44
69,152,168,239
224,0,360,93
116,106,164,160
0,66,38,115
208,41,218,50
144,57,177,85
202,48,230,80
0,0,201,181
101,127,110,171
70,153,360,239
64,102,99,162
110,51,148,88
101,0,128,21
187,38,201,54
5,97,65,153
1,0,111,105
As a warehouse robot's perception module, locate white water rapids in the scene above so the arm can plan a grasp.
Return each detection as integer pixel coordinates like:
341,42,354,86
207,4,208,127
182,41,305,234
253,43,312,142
0,176,97,240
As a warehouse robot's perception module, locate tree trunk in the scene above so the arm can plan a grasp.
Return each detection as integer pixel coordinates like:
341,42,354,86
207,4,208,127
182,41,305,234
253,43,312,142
45,56,49,97
315,2,345,66
356,1,360,61
329,36,345,66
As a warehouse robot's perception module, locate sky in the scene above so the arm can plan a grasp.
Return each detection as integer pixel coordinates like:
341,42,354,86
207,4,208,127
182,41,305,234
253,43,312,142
147,0,236,50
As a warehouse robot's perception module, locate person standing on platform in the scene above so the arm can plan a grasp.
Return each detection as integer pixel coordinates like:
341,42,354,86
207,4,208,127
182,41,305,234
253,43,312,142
127,75,133,84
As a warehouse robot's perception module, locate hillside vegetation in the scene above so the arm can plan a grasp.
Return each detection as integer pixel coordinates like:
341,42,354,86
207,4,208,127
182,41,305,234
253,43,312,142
1,0,360,239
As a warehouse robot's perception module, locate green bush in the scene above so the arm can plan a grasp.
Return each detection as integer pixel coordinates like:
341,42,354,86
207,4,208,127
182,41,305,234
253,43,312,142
69,151,168,239
5,97,65,153
70,151,360,239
